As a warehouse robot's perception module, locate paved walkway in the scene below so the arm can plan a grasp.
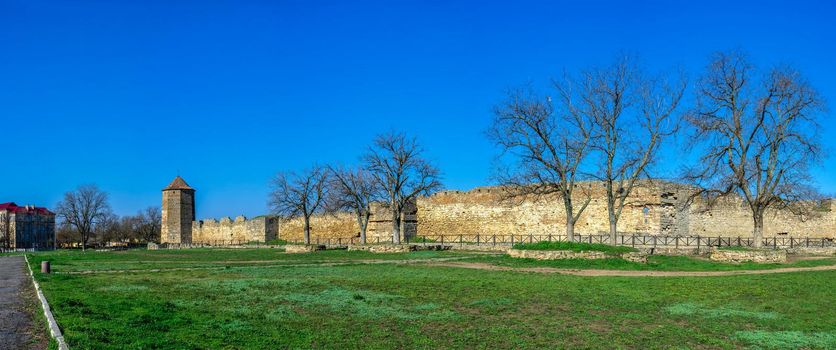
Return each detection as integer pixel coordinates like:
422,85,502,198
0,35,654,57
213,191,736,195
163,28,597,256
0,256,47,350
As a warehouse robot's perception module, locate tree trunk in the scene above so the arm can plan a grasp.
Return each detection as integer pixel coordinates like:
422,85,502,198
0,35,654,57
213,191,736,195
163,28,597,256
564,196,575,242
565,219,575,242
357,212,369,245
391,207,401,245
609,219,618,244
752,210,764,248
303,216,311,245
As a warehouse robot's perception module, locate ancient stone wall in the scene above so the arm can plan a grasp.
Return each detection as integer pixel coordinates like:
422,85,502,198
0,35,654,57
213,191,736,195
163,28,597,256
198,181,835,244
687,198,834,237
191,216,278,244
416,181,835,238
416,181,674,237
278,212,359,243
276,203,418,243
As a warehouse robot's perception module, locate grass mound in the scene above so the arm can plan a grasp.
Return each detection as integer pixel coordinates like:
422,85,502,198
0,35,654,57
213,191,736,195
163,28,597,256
512,241,638,255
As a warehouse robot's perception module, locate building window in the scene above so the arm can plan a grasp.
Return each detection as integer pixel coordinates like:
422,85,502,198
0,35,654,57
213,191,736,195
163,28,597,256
643,206,650,224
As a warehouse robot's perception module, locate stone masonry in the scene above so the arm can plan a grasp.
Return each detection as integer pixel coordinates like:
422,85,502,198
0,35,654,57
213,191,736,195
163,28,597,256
160,177,835,244
160,176,196,244
277,180,835,242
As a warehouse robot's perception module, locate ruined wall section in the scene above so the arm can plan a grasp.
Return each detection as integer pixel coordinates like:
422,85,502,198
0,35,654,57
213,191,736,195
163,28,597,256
416,182,669,237
687,198,834,238
191,216,278,244
275,203,417,243
278,212,359,242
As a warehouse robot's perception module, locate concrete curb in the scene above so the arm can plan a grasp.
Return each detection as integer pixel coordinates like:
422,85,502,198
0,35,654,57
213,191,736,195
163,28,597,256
24,255,69,350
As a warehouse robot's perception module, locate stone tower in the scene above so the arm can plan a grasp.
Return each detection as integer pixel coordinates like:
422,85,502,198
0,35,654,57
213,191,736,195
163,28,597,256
161,176,196,244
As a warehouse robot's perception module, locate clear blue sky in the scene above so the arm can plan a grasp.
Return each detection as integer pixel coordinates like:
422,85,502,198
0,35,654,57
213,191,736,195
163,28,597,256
2,0,834,219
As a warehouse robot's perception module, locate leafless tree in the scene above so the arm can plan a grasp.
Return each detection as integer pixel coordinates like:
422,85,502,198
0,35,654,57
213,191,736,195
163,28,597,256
364,132,441,244
564,56,686,241
269,166,329,245
489,85,594,241
328,166,380,244
687,51,825,247
55,184,112,251
135,206,161,243
96,212,122,246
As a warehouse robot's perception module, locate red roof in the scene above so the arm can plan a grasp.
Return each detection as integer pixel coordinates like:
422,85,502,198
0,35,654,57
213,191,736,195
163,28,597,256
163,176,195,191
0,202,54,215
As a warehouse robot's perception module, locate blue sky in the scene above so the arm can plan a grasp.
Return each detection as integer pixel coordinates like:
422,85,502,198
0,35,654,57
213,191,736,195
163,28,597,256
2,0,834,219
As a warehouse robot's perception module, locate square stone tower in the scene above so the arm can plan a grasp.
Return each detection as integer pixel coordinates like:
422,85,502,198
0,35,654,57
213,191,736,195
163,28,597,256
161,176,196,244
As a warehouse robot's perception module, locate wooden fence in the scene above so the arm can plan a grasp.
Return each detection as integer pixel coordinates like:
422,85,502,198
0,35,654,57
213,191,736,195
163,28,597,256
299,234,835,249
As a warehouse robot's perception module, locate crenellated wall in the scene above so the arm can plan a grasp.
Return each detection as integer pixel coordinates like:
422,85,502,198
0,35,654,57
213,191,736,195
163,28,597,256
277,202,417,242
191,215,278,244
190,181,835,244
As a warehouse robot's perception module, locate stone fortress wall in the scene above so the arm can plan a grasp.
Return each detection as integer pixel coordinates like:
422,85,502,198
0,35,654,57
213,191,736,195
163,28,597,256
163,176,834,244
276,180,835,241
191,215,279,244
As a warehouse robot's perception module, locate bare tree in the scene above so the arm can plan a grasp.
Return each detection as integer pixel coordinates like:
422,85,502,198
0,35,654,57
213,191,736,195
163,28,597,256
269,166,329,245
96,212,121,245
55,184,112,251
564,57,686,241
687,51,825,247
328,166,380,244
364,132,441,244
135,206,161,243
489,85,594,241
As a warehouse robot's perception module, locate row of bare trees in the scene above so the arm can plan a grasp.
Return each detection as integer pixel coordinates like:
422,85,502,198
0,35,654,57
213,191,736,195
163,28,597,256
491,50,825,247
269,132,441,245
54,185,161,250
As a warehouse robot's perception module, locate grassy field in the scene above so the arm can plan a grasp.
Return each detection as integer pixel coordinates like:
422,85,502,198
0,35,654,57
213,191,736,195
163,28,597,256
511,241,639,255
24,249,836,349
472,254,836,271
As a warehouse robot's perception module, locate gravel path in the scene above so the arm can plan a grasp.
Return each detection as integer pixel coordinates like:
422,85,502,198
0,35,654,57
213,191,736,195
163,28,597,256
422,261,836,277
0,256,48,350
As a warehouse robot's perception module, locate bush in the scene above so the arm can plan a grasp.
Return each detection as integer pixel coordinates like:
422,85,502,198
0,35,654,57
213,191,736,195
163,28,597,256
512,241,637,255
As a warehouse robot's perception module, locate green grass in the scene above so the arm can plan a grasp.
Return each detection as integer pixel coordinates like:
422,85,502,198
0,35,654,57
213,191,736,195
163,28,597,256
473,254,836,271
512,241,639,255
28,248,467,273
247,239,288,245
408,237,438,243
25,249,836,349
718,246,757,252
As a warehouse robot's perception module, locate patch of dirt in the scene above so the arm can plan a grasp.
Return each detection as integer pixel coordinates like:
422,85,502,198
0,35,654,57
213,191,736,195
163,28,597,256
420,261,836,277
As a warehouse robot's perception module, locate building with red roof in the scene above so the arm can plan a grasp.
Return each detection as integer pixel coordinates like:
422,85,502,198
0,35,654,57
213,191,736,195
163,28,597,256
0,202,56,250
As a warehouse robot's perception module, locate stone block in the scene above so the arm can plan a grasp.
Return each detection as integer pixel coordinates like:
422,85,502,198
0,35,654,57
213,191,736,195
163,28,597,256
621,252,648,263
285,245,324,253
507,249,609,260
708,248,787,263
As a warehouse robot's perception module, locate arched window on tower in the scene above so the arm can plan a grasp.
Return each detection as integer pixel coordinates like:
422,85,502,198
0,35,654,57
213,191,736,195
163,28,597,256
642,206,650,224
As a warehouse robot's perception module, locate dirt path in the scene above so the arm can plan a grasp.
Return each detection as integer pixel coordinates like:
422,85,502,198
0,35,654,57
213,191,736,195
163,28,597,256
0,256,48,350
422,261,836,277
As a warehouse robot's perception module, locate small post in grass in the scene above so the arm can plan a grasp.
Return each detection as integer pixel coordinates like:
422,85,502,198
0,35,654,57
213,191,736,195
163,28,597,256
41,261,51,274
